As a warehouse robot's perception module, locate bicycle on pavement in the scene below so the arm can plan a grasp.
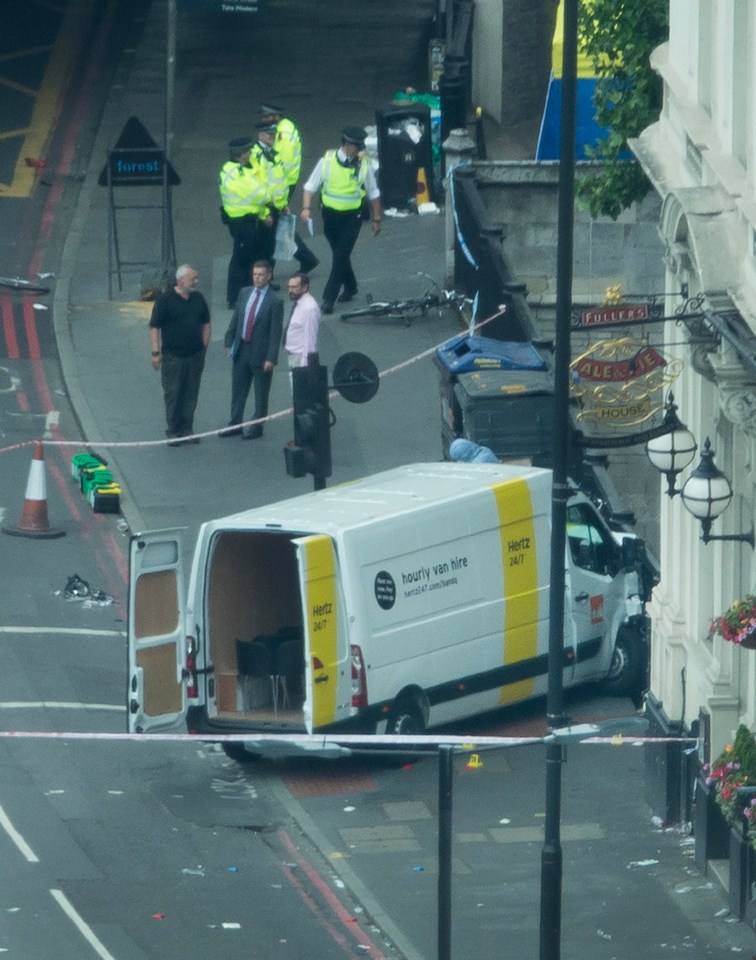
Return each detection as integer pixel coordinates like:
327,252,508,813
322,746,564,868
339,273,473,327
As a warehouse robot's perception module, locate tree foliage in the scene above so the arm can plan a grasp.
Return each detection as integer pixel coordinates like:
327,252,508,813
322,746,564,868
575,0,668,220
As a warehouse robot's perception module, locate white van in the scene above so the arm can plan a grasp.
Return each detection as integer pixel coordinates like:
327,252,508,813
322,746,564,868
127,462,647,757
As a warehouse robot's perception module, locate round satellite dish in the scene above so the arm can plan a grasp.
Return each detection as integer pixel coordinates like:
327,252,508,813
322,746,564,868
332,352,379,404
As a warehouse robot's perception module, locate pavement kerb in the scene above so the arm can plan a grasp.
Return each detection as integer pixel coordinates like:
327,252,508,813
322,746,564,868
270,778,425,960
52,18,148,536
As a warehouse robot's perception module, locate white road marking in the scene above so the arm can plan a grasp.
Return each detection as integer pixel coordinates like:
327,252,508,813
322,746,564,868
0,803,39,862
0,627,125,637
50,888,118,960
0,702,123,711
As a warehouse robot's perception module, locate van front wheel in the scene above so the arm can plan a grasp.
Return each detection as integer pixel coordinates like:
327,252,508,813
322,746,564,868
604,626,646,697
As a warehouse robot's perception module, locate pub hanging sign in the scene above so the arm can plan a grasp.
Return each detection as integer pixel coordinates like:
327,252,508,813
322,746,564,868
570,337,682,437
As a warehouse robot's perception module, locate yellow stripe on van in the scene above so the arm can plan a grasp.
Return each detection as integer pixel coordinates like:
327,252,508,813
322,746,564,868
492,479,539,705
301,535,339,728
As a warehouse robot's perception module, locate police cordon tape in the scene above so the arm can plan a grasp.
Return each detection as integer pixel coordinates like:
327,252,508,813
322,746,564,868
0,729,701,749
0,307,506,456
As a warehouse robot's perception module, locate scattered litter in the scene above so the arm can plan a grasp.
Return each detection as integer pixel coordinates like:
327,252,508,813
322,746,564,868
675,882,713,894
221,922,241,930
418,202,440,215
343,805,356,812
25,157,46,169
82,590,114,608
383,208,410,218
271,884,282,889
107,790,124,796
412,866,425,872
679,836,695,846
357,945,370,951
64,573,90,600
627,859,659,868
117,518,130,535
596,930,612,940
151,913,165,920
346,917,358,923
499,818,511,825
32,303,48,311
45,790,64,795
401,763,414,770
227,866,238,873
333,878,345,888
651,816,664,828
7,908,20,913
715,908,729,918
353,906,363,914
182,867,205,877
284,862,297,868
37,273,56,280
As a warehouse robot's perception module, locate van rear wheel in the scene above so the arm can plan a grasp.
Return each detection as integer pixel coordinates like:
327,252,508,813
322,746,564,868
388,703,425,736
221,742,259,762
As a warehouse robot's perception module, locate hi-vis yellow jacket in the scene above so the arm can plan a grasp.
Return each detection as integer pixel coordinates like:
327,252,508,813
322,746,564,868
250,144,289,212
321,150,368,211
274,117,302,188
219,160,269,219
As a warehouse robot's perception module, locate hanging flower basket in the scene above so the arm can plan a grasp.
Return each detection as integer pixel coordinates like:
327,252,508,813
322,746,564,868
704,725,756,849
709,595,756,647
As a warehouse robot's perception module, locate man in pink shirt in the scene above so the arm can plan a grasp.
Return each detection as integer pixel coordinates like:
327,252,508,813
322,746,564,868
284,273,321,371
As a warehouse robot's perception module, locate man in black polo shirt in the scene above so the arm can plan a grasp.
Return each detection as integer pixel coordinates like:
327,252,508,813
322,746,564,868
149,264,211,444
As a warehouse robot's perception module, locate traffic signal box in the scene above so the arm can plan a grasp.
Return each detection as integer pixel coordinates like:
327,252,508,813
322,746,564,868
285,358,332,486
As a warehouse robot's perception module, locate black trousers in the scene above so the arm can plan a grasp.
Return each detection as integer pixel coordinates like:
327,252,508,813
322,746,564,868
161,350,205,437
321,206,362,305
229,342,274,434
226,215,260,307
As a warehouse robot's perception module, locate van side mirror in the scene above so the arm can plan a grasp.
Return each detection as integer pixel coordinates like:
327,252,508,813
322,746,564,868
620,536,644,571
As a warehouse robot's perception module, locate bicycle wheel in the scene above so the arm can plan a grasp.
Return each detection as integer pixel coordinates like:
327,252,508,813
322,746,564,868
0,276,50,294
340,302,393,322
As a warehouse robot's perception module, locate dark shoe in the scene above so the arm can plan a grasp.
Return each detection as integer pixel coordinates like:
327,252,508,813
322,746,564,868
297,253,320,273
338,289,357,303
242,427,263,440
321,301,334,315
219,424,242,437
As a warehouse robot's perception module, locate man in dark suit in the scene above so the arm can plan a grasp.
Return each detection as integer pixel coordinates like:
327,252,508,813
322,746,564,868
222,260,283,439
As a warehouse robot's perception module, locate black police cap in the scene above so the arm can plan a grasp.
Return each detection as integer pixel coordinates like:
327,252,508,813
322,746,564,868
228,136,253,153
342,126,367,146
259,103,284,115
255,121,278,133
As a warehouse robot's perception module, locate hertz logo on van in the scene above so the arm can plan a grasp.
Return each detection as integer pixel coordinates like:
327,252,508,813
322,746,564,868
508,536,530,552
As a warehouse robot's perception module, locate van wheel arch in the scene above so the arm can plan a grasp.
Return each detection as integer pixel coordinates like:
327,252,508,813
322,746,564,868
604,624,646,697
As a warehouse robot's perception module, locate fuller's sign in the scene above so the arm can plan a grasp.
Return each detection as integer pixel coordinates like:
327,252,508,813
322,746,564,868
579,304,650,326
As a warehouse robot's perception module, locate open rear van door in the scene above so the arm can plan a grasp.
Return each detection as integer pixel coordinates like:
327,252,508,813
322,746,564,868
294,535,351,733
128,530,187,733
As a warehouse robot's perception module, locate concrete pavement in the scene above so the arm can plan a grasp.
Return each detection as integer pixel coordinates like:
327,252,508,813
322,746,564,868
48,0,756,957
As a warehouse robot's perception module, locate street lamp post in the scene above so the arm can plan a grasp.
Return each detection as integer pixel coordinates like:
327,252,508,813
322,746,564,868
540,1,578,959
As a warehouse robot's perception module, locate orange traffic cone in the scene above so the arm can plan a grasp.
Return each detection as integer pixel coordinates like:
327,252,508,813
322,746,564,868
2,441,65,538
416,166,431,205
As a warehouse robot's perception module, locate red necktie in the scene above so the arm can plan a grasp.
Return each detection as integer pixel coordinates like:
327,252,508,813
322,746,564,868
243,290,260,341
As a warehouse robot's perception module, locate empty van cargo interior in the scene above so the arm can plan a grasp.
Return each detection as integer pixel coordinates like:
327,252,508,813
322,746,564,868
206,531,306,725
